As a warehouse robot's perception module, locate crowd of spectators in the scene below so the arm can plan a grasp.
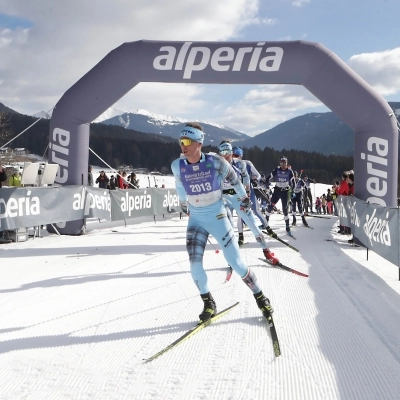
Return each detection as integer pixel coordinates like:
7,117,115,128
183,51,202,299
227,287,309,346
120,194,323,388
89,167,141,190
315,170,354,243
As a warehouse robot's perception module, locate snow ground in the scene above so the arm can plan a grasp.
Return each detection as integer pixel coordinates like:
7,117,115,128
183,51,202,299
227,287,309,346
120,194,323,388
1,181,400,400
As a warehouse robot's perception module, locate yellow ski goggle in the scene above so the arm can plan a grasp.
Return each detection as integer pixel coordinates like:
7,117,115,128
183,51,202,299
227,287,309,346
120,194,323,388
179,138,193,146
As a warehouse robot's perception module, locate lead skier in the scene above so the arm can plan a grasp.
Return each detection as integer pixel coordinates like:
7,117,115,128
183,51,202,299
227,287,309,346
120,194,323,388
171,122,273,323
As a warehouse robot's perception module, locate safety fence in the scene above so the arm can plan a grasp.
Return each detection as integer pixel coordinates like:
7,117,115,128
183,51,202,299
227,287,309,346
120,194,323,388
0,186,180,231
1,186,398,268
337,195,399,267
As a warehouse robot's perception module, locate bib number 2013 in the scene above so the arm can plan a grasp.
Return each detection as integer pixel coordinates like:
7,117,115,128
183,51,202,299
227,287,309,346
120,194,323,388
190,182,212,192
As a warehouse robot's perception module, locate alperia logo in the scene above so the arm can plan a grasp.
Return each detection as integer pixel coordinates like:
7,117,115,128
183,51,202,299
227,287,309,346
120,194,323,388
153,42,284,79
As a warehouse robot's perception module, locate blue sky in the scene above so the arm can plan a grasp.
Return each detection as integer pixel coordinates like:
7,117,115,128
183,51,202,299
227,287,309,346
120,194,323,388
1,0,399,136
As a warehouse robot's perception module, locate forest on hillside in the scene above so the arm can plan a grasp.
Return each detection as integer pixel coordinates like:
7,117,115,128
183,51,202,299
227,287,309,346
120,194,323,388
0,111,358,185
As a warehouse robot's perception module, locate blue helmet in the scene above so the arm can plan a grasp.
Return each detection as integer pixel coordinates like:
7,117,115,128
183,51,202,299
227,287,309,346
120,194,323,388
232,147,243,157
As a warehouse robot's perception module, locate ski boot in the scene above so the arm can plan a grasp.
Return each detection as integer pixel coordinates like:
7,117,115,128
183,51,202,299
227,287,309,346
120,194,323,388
263,248,279,265
199,292,217,322
302,216,309,227
286,226,292,236
254,291,274,318
265,226,277,239
238,232,244,246
292,216,297,226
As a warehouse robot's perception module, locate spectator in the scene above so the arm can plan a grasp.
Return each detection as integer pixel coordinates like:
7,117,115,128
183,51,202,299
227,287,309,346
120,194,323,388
321,194,327,214
129,172,140,189
303,175,316,213
8,168,22,187
116,170,123,189
332,181,339,216
326,188,333,214
122,171,130,188
88,166,94,186
336,171,350,234
117,171,129,189
109,175,117,190
347,171,354,196
315,197,322,214
95,171,109,189
0,165,7,188
0,165,8,243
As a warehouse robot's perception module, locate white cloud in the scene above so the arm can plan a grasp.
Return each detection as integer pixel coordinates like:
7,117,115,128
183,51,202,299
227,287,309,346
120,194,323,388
0,0,259,114
0,27,29,48
347,47,400,96
214,85,324,136
2,1,399,137
252,17,278,25
291,0,311,7
114,83,207,117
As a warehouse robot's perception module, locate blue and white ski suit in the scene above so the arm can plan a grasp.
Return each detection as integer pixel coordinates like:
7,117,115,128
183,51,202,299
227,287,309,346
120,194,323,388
171,153,261,295
222,158,269,250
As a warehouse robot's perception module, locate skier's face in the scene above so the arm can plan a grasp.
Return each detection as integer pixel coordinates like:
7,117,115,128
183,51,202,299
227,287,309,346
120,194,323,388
220,151,233,163
280,161,288,170
180,137,202,162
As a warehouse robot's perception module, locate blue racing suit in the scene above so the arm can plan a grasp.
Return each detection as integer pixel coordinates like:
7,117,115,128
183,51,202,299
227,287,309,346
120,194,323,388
291,177,306,216
222,158,270,250
171,153,261,295
265,167,295,228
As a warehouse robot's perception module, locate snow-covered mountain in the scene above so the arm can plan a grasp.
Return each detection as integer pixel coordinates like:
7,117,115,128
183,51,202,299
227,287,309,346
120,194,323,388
96,108,250,145
31,106,250,145
32,110,52,119
93,107,127,123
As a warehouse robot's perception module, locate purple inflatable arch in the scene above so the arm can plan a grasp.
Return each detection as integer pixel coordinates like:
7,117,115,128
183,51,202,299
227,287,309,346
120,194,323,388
49,40,398,235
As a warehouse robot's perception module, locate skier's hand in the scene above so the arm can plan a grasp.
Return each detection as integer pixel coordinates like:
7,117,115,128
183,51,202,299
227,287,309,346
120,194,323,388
239,196,252,211
180,201,189,215
291,192,296,199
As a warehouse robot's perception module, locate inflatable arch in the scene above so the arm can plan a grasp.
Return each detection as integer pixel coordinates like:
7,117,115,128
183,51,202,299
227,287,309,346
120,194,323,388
49,40,398,235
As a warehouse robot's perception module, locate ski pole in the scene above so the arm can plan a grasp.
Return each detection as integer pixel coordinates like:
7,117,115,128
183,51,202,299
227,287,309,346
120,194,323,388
207,238,220,254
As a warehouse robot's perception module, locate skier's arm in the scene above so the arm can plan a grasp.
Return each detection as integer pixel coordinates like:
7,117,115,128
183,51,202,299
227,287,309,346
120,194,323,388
171,158,189,203
264,168,277,185
248,161,261,181
239,161,250,191
288,169,295,190
214,155,247,197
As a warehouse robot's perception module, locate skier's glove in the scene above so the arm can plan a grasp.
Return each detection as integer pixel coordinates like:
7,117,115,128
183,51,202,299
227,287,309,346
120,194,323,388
239,196,252,211
180,201,189,215
291,192,296,199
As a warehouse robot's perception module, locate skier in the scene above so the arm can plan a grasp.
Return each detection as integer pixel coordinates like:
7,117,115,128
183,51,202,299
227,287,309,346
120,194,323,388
218,141,279,264
291,171,309,227
264,156,295,236
303,175,316,213
231,146,277,237
171,123,273,323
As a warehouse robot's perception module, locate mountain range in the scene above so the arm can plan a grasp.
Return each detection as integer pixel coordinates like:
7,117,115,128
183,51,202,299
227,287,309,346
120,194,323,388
96,103,400,156
2,101,400,157
236,103,400,156
95,108,250,145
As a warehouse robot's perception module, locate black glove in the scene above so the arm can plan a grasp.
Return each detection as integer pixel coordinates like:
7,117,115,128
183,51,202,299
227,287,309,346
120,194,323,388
181,201,189,215
239,196,252,211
